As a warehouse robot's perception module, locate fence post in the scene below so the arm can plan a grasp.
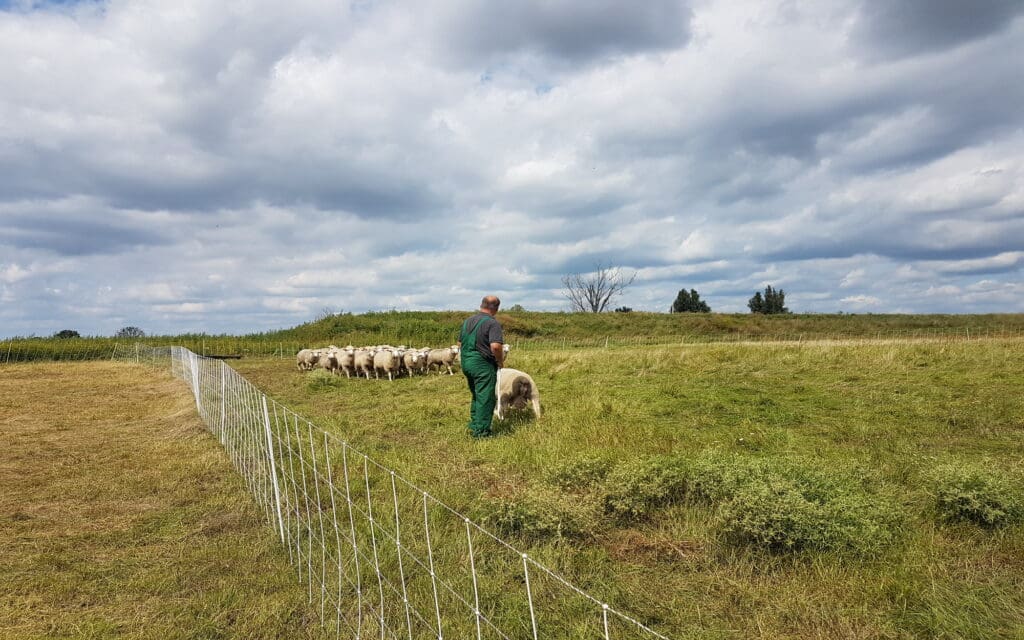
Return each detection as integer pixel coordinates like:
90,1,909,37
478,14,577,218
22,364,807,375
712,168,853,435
219,361,227,445
261,394,286,544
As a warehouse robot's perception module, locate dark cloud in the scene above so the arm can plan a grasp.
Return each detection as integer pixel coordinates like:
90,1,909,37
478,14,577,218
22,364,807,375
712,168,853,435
438,0,692,64
0,212,172,256
854,0,1024,58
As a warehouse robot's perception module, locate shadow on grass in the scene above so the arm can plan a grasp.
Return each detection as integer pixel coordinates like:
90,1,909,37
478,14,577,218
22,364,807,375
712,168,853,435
491,409,539,436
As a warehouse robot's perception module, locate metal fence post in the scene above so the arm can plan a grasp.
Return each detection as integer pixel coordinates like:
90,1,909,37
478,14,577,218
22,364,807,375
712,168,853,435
262,394,286,544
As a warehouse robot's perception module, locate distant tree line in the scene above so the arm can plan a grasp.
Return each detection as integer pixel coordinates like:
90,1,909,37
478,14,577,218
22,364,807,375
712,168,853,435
667,284,789,314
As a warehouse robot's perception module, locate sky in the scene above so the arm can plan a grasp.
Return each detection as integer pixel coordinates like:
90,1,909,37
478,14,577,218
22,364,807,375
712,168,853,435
1,0,1023,337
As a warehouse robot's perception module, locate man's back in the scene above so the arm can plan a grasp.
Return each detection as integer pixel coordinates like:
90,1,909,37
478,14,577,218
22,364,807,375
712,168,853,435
461,312,503,365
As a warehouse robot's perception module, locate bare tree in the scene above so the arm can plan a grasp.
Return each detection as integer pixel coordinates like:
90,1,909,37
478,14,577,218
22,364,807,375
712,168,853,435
562,263,637,312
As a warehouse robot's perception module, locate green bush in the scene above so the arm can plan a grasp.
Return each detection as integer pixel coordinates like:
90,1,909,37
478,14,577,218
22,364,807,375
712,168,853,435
306,370,343,392
718,477,902,556
932,463,1023,527
547,456,613,491
602,456,690,520
485,489,599,541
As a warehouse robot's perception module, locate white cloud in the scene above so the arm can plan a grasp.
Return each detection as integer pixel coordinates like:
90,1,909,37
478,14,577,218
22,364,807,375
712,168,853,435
840,295,881,307
0,0,1022,336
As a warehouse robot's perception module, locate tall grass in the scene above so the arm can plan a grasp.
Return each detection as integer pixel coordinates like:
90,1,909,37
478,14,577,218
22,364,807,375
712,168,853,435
230,338,1024,638
4,311,1023,363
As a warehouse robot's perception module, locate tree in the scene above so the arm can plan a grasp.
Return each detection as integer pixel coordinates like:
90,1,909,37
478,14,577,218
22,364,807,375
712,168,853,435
671,288,710,313
507,304,526,312
748,291,765,313
561,263,637,313
614,306,633,313
115,326,146,338
748,285,789,314
53,329,80,339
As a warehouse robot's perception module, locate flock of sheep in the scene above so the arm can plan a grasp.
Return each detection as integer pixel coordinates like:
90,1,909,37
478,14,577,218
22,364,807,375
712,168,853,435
296,344,509,381
296,343,541,419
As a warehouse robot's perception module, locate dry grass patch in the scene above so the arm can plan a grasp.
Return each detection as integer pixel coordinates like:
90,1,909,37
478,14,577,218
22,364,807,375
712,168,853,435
0,362,326,640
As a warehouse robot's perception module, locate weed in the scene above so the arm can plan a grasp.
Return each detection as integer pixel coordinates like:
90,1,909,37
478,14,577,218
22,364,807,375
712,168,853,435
546,456,613,491
718,477,902,556
602,456,690,520
306,369,344,392
485,488,600,541
931,462,1023,527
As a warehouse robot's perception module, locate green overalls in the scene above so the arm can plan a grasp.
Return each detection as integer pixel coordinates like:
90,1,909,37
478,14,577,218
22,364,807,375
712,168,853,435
460,315,497,438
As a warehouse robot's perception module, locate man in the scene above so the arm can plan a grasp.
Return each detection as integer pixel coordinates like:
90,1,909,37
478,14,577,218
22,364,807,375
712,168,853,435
459,295,505,438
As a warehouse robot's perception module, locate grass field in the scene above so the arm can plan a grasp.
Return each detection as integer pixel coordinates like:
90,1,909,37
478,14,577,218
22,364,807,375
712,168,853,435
229,337,1024,639
0,362,331,640
5,311,1024,363
3,336,1023,639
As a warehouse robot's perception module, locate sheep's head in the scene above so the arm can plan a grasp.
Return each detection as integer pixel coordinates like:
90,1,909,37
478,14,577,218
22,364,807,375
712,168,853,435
450,345,460,354
502,344,511,354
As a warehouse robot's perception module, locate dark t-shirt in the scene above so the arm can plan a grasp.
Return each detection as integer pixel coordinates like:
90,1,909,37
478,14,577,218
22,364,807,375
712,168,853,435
461,312,504,365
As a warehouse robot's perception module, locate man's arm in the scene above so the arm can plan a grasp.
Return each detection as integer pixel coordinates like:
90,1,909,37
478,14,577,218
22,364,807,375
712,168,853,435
490,342,504,368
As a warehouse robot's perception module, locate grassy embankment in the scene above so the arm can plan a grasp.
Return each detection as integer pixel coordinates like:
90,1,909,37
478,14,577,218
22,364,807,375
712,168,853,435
0,362,330,640
233,336,1024,639
4,312,1024,362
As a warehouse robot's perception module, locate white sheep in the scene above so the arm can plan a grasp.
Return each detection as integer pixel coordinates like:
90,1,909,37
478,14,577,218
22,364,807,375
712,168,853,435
494,368,541,420
296,348,322,371
318,348,339,375
353,348,377,380
373,347,405,381
401,349,424,376
426,345,460,375
336,346,357,378
296,349,312,371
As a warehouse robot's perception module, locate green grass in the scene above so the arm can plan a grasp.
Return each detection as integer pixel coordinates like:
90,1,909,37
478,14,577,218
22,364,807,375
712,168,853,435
0,362,329,639
232,337,1024,639
5,311,1024,362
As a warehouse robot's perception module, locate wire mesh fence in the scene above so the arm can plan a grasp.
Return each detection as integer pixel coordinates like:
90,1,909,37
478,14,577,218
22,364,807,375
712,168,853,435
112,343,671,640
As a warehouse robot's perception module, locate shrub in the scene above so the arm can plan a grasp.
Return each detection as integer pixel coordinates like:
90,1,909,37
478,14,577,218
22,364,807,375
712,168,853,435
932,463,1023,527
718,477,902,556
602,456,690,520
306,370,343,392
486,489,599,541
547,457,613,492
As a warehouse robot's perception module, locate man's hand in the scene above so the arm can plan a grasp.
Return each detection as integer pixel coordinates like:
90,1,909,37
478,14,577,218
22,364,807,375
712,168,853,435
490,342,504,368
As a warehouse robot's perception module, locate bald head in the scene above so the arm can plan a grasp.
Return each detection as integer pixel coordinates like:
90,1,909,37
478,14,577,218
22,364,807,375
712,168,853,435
480,295,501,314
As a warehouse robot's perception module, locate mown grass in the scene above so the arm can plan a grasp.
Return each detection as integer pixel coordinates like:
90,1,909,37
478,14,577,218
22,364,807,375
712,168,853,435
233,337,1024,639
0,362,330,640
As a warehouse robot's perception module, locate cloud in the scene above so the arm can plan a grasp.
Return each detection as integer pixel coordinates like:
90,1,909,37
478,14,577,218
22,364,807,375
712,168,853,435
853,0,1024,59
432,0,693,65
0,0,1023,336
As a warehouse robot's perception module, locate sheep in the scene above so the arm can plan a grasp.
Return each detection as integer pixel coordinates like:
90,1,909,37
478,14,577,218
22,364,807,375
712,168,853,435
296,348,322,371
494,368,541,420
318,348,339,375
426,345,460,375
296,349,313,371
353,348,377,380
401,349,424,376
373,347,404,381
336,346,357,378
